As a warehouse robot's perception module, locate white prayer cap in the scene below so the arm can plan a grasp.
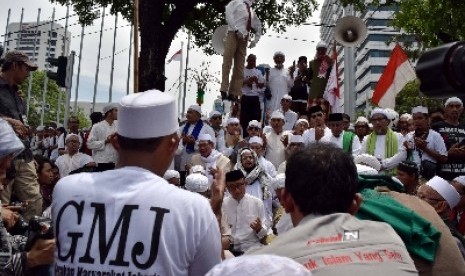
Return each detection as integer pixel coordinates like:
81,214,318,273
0,119,25,160
385,108,399,122
271,173,286,190
452,176,465,186
356,164,378,175
271,110,284,120
316,41,328,49
163,170,180,180
289,135,304,144
355,116,369,124
65,133,80,142
295,118,309,127
188,104,202,114
248,120,261,128
190,165,206,175
209,110,221,119
226,117,240,125
273,51,285,57
205,255,312,276
399,113,412,121
198,133,214,143
281,94,292,101
36,125,45,131
354,154,381,172
370,108,389,119
412,106,428,114
249,136,263,145
117,90,178,139
103,103,118,114
426,176,460,208
445,97,463,107
185,173,210,193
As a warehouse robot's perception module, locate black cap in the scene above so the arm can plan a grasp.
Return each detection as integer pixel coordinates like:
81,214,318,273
397,161,418,175
328,113,343,122
226,170,245,182
298,56,307,63
308,105,323,115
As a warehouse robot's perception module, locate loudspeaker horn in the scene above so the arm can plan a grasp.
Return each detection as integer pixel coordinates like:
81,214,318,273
334,16,367,47
212,25,229,55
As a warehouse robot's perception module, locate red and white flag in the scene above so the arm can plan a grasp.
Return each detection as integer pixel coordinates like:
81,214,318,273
167,49,182,63
323,41,341,113
371,44,416,108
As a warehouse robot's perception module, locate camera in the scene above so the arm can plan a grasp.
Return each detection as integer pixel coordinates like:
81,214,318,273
26,216,53,251
416,41,465,98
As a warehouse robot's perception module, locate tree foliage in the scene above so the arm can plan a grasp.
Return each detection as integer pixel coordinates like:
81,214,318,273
394,80,443,115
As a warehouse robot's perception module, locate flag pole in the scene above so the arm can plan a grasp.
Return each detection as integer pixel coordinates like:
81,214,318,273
109,13,118,102
74,24,84,112
126,24,133,95
26,8,41,119
182,32,191,117
178,42,184,118
92,7,105,112
133,0,139,93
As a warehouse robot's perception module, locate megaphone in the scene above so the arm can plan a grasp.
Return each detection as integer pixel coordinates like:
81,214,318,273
212,25,228,55
334,16,367,47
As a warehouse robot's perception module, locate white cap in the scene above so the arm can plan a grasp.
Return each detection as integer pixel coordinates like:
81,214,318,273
289,135,304,144
316,41,327,49
117,90,178,139
271,111,285,120
205,255,312,276
271,173,286,190
185,173,210,193
445,97,463,107
370,108,389,119
426,176,460,208
65,133,80,142
355,116,369,124
248,120,261,128
356,164,378,175
249,136,263,145
295,118,309,127
412,106,428,114
198,133,214,143
209,110,221,119
453,176,465,186
354,154,381,172
399,113,412,121
282,94,292,101
163,170,180,180
103,103,118,114
188,104,202,114
0,119,25,160
273,51,285,57
36,125,45,131
190,165,206,175
227,117,240,125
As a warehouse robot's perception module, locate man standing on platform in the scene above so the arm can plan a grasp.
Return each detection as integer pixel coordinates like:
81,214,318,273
241,54,265,136
307,42,333,113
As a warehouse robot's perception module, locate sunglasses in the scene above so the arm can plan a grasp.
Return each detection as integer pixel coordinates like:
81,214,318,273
311,113,323,119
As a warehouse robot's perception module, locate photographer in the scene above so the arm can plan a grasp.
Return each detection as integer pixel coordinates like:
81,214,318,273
0,119,55,275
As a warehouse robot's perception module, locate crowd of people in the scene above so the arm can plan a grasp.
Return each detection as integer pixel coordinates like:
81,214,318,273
1,44,465,275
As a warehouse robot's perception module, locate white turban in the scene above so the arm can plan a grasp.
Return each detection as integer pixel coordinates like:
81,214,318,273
163,170,180,180
426,176,460,208
354,154,381,172
185,173,210,193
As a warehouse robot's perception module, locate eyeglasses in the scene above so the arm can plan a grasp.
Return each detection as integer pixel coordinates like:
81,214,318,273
248,127,260,131
370,117,386,123
211,116,222,120
311,113,323,119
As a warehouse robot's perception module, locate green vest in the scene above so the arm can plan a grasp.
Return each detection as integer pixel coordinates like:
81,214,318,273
342,131,355,153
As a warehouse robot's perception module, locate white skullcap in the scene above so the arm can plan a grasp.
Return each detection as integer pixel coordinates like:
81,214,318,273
273,51,285,57
453,176,465,186
48,126,54,130
198,133,214,143
36,125,45,131
355,116,369,124
249,136,263,145
426,176,460,208
271,111,285,120
289,135,304,144
271,173,286,190
295,118,309,127
248,120,261,128
117,90,178,139
209,110,221,119
316,41,328,49
445,97,463,107
190,165,206,175
354,154,381,172
384,108,399,121
370,108,389,119
205,255,312,276
163,170,180,180
185,173,210,193
103,103,118,114
188,104,202,114
0,119,25,160
227,117,240,125
65,133,80,142
412,106,428,114
282,94,292,101
356,164,378,175
399,113,412,121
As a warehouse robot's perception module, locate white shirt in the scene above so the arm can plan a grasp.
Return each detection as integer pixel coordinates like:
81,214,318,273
361,131,407,170
265,130,286,169
277,160,286,174
55,152,94,177
321,130,362,157
225,0,262,39
242,68,265,97
222,194,268,252
258,156,277,178
87,120,118,163
302,126,331,145
278,108,298,131
52,166,221,276
177,122,216,171
405,129,448,167
267,68,293,112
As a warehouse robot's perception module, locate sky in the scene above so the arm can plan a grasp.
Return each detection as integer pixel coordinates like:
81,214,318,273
0,0,325,116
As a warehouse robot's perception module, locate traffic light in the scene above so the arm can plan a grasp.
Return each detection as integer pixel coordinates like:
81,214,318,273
46,56,67,87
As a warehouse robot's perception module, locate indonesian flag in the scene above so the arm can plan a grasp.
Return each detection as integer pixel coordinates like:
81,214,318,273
323,41,341,113
372,44,416,108
167,49,182,63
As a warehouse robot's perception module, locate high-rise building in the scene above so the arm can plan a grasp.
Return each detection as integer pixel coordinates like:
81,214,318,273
4,21,71,70
319,1,416,114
